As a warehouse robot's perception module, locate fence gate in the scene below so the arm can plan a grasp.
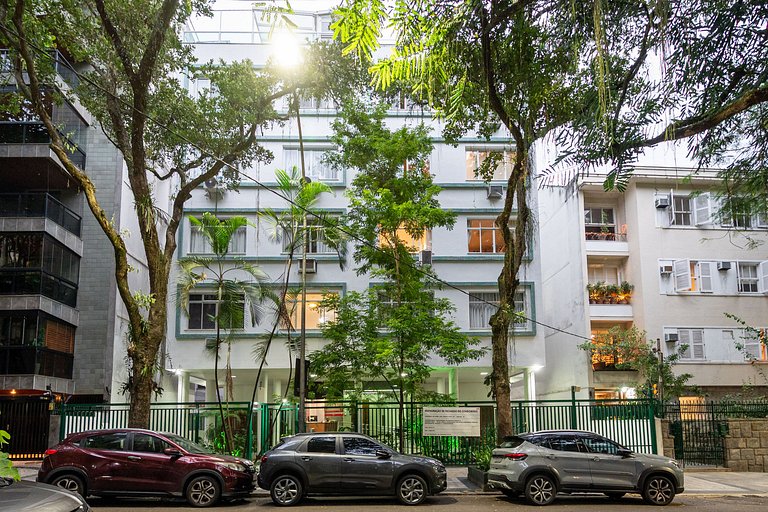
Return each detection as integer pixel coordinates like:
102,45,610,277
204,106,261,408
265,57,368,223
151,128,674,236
667,401,727,467
0,396,52,460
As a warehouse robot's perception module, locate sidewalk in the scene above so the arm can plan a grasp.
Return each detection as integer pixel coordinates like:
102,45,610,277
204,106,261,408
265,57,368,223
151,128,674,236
13,461,768,496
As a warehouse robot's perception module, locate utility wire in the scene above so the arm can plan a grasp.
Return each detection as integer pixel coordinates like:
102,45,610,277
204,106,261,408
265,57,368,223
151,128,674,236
0,21,593,343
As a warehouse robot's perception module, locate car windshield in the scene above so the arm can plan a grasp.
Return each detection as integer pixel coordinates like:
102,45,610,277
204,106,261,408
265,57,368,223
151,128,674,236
163,433,212,454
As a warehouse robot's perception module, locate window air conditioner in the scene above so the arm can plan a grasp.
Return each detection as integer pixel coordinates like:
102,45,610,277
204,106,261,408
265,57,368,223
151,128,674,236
654,197,670,209
205,338,218,349
298,258,317,274
717,261,731,271
664,333,679,343
419,250,432,266
487,185,504,200
659,264,674,275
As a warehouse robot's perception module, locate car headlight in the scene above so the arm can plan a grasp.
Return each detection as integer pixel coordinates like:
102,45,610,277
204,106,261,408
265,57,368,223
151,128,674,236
219,462,247,472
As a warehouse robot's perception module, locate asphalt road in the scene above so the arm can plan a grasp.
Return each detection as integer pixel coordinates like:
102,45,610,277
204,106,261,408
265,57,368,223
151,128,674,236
88,493,768,512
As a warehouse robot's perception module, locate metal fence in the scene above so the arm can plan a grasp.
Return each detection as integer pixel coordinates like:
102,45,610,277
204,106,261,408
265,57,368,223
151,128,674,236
59,398,659,464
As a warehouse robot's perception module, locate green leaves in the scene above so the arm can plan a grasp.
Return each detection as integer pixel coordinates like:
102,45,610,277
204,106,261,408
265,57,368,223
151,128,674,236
0,430,20,481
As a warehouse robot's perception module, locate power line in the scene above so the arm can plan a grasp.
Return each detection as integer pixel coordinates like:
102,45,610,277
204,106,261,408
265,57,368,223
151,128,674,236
0,20,593,343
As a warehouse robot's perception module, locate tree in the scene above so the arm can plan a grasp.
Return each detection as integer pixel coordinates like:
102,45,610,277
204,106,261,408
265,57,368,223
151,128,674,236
0,430,20,481
178,213,269,453
310,103,483,450
0,0,350,426
331,0,599,440
560,1,768,209
579,326,693,400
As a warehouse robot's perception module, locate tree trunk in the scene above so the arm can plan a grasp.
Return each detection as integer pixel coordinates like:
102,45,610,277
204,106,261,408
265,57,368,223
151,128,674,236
128,370,154,427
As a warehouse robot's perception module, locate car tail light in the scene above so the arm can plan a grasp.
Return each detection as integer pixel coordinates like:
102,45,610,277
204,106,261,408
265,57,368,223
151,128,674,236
503,453,527,460
260,455,268,463
43,449,57,457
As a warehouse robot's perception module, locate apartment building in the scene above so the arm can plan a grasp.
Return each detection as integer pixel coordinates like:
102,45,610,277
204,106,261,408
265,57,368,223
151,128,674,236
539,144,768,400
160,4,548,405
0,50,150,403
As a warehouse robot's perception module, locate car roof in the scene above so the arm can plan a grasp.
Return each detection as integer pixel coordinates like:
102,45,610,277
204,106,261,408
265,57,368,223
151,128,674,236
521,430,601,436
67,428,165,438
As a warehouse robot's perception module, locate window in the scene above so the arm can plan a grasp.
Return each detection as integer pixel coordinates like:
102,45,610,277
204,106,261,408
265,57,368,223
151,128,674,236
132,434,170,453
546,436,584,453
82,432,127,451
672,260,713,293
342,436,383,456
738,263,759,293
189,222,246,254
589,329,625,369
582,436,621,455
286,292,337,330
467,219,505,253
584,208,616,240
587,264,620,285
378,227,430,253
306,436,336,454
670,195,693,226
187,293,245,330
469,290,529,330
282,219,335,254
677,329,705,360
742,329,767,361
465,149,515,180
284,148,339,181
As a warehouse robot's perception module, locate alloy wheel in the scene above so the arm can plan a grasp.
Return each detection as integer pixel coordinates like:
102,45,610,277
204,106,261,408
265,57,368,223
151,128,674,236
398,475,426,505
52,475,83,496
644,476,675,506
187,476,220,507
526,475,556,506
272,475,301,506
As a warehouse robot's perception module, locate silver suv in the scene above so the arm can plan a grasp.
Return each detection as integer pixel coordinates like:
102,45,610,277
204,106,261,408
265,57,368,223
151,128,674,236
487,430,684,506
257,432,447,506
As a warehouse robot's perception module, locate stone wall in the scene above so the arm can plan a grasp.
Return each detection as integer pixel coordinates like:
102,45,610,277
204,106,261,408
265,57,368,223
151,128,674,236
659,418,768,472
724,419,768,472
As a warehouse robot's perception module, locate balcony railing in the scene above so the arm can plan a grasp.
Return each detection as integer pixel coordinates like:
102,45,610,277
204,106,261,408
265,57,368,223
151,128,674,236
1,49,79,88
0,193,82,236
0,122,87,169
0,269,77,307
585,225,627,241
0,346,74,379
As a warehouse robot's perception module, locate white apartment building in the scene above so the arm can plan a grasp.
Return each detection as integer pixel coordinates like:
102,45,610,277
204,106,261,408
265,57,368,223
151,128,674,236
539,144,768,400
159,4,547,405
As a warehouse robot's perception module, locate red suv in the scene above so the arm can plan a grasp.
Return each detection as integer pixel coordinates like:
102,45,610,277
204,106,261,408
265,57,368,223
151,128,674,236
37,428,255,507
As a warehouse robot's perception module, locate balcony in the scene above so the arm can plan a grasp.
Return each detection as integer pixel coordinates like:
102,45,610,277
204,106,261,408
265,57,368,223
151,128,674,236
0,122,86,169
0,346,73,379
0,270,77,307
0,193,81,236
585,226,629,256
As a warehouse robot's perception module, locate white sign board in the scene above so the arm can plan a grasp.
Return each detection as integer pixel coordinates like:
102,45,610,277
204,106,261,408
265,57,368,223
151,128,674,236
422,407,481,437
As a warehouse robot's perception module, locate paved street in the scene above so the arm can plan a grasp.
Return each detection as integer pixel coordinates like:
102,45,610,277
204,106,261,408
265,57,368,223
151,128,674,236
87,494,768,511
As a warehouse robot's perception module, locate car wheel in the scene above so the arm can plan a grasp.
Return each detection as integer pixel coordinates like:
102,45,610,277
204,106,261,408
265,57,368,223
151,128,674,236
605,492,626,500
185,475,221,508
397,474,428,505
270,474,303,506
524,474,556,506
51,474,85,497
642,475,675,506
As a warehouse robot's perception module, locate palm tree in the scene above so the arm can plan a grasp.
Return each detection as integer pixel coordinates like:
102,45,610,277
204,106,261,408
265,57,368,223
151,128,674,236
251,168,347,429
178,213,269,454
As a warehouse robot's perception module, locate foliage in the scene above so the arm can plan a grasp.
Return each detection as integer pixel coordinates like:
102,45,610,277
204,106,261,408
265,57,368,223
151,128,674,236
471,426,498,471
0,430,20,481
579,326,693,400
202,409,249,458
724,313,768,387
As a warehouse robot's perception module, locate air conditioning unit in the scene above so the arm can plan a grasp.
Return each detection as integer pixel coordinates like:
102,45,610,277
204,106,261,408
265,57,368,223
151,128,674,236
717,261,732,271
654,196,670,209
664,333,679,343
204,177,224,200
205,338,218,349
297,258,317,274
419,250,432,266
659,264,674,275
487,185,504,200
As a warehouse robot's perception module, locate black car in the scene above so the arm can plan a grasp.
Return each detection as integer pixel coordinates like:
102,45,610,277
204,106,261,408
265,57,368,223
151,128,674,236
257,432,447,506
0,478,91,512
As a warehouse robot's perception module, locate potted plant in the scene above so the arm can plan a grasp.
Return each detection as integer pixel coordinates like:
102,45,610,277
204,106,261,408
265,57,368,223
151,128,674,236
605,284,620,304
618,281,634,304
587,282,605,304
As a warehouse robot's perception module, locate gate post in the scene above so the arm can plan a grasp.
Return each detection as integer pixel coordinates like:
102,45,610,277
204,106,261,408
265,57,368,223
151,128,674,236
570,386,578,429
648,399,658,454
59,403,67,442
245,402,254,460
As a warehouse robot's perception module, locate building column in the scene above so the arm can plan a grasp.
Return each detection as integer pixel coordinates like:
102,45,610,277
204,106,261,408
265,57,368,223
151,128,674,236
205,378,218,403
524,368,537,401
176,370,190,403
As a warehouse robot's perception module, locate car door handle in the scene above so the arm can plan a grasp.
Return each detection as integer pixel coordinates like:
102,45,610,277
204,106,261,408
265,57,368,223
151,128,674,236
592,457,600,461
546,454,556,460
127,456,142,461
301,456,311,461
343,458,355,462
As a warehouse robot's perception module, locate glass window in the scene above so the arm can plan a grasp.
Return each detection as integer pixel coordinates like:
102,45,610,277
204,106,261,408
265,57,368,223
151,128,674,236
342,436,383,456
187,293,244,330
469,290,529,330
738,263,759,293
189,222,246,254
467,219,505,253
284,148,339,181
671,196,693,226
306,436,337,454
132,433,170,453
582,436,620,455
584,208,617,240
282,219,335,255
82,432,127,451
465,149,515,180
547,436,584,453
286,292,337,330
379,227,430,253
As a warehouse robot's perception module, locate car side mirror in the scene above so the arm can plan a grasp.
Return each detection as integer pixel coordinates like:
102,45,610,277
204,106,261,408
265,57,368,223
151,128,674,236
164,448,183,458
375,449,392,459
617,448,633,458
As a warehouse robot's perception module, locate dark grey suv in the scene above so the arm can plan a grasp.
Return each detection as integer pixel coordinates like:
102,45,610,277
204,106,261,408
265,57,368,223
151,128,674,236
257,432,447,506
487,430,684,506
